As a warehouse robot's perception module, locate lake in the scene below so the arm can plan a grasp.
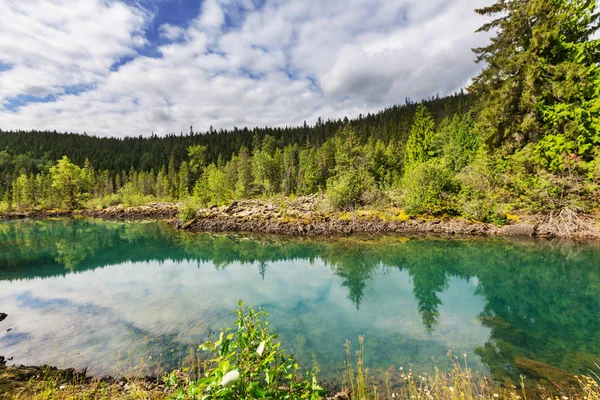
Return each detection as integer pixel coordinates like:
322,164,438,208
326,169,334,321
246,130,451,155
0,219,599,385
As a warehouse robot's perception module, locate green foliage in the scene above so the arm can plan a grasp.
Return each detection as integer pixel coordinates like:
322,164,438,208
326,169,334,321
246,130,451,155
193,163,233,206
235,147,253,198
252,135,282,195
178,203,198,222
456,151,505,221
401,159,457,215
471,0,600,152
438,114,478,172
49,156,89,209
11,173,33,210
163,301,325,399
405,105,436,169
326,167,377,211
325,126,379,210
533,134,577,173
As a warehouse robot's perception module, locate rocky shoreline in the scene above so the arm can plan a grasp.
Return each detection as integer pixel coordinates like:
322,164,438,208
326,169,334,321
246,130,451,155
0,356,352,399
0,355,164,399
175,198,600,239
1,198,598,239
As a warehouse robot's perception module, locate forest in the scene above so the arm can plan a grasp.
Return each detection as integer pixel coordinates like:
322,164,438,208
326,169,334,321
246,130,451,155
1,0,599,224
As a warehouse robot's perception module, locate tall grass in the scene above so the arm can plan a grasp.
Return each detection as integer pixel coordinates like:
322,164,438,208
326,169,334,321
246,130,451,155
341,338,600,400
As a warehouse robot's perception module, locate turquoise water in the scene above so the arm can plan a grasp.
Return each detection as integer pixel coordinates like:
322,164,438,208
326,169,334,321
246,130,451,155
0,219,599,384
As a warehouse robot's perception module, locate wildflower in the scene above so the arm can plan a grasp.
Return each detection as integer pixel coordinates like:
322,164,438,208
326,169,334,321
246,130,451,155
220,370,240,388
449,387,455,392
59,385,66,390
256,341,266,356
562,397,568,400
494,394,499,398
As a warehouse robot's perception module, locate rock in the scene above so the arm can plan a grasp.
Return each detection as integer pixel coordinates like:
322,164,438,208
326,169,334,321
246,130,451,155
181,218,197,230
327,389,350,399
502,223,535,236
514,356,577,387
0,313,7,323
225,201,238,214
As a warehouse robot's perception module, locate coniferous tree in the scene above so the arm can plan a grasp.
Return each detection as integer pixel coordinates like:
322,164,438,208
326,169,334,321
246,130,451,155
405,105,436,169
470,0,600,153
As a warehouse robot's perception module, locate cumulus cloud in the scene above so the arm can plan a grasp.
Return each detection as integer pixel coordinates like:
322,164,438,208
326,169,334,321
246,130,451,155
0,0,491,137
0,0,148,103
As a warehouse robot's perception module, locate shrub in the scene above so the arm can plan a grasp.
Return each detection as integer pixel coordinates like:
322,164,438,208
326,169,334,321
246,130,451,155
326,167,377,210
401,160,457,215
163,301,325,399
178,203,197,222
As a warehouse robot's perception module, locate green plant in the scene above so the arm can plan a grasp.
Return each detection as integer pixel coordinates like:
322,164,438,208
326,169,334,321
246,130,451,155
401,159,457,215
326,167,377,211
163,301,325,399
178,204,197,222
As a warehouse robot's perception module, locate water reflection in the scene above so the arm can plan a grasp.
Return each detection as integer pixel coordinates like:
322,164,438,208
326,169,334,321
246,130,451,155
0,219,599,384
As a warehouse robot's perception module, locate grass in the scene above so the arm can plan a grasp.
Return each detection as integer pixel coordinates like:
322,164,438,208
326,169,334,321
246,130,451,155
341,337,600,400
3,344,600,400
0,365,163,400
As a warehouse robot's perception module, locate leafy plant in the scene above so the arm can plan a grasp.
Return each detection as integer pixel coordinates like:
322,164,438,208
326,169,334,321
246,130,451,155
178,203,197,222
164,301,325,399
401,159,457,215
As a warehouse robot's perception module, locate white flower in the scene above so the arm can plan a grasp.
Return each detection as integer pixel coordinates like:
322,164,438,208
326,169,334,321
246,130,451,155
494,394,499,398
448,387,455,392
220,370,240,388
256,341,266,356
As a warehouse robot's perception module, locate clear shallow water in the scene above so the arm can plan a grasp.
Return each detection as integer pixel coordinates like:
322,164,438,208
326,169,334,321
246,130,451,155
0,219,599,384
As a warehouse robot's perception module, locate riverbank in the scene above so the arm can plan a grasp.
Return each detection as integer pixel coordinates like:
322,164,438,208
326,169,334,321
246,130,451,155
0,356,164,399
0,197,598,239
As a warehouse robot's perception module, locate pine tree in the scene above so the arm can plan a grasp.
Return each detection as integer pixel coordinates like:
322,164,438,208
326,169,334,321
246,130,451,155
470,0,600,151
405,105,436,169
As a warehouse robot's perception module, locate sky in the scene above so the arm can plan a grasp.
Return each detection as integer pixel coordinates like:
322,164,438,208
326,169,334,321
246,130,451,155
0,0,491,138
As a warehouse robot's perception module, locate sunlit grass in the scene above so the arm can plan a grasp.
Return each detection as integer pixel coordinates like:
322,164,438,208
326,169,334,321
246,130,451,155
342,338,600,400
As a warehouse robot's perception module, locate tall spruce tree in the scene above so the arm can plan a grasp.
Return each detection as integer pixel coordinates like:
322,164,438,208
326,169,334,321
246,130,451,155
405,104,436,169
470,0,600,152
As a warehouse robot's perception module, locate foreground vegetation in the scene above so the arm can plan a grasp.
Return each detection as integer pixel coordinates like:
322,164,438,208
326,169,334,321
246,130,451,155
2,0,600,222
2,302,600,400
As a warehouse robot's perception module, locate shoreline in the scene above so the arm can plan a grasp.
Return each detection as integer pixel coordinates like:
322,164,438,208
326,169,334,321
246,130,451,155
0,198,598,240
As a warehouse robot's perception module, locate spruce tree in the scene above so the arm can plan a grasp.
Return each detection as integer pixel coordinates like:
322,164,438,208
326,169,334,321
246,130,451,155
405,104,436,169
470,0,600,152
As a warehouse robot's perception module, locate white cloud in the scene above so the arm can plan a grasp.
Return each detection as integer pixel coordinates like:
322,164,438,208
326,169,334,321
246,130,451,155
0,0,148,104
159,23,186,41
196,0,225,31
0,0,491,137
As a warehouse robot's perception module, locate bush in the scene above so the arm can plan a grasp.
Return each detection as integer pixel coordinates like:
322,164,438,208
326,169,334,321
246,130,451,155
178,203,197,222
85,193,123,209
326,167,377,210
163,301,325,399
457,152,505,221
401,160,457,215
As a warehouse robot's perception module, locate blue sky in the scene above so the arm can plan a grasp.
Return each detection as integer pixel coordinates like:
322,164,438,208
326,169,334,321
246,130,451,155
0,0,491,137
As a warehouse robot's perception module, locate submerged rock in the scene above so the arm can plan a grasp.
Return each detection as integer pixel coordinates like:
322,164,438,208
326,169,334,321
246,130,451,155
514,356,577,387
